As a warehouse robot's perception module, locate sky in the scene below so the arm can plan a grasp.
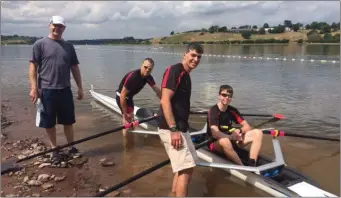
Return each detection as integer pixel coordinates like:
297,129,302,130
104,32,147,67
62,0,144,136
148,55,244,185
1,1,340,40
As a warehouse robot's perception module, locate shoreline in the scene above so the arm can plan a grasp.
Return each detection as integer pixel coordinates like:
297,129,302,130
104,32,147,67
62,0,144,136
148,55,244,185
0,100,130,197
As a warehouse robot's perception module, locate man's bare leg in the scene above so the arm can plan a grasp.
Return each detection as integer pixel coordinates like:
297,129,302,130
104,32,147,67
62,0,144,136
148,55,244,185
175,168,193,197
169,172,178,196
63,124,74,143
45,127,60,161
46,127,57,148
63,124,81,155
122,128,134,149
216,138,243,165
242,129,263,160
122,112,135,150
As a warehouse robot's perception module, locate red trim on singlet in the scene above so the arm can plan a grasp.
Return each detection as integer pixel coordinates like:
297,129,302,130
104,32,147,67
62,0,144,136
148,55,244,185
161,67,171,88
231,111,244,124
124,71,135,86
176,71,186,88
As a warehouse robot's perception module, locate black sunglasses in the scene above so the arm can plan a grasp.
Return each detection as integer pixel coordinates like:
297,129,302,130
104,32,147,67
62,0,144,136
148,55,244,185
143,66,153,71
220,93,233,98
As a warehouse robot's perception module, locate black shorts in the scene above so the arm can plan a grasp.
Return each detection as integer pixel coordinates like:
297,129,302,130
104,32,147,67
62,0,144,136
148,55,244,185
36,87,75,128
115,95,134,114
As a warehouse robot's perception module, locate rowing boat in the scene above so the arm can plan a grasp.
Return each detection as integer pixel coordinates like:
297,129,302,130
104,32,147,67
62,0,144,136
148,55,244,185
89,85,337,197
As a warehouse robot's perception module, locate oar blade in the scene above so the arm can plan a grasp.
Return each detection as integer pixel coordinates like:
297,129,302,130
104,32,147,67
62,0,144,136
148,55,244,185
135,108,159,127
273,114,286,120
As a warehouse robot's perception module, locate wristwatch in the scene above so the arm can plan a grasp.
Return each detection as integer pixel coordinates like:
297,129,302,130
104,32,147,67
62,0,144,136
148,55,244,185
169,125,178,132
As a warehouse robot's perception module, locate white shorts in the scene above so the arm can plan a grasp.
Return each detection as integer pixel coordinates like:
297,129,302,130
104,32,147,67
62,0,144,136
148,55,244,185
158,129,198,173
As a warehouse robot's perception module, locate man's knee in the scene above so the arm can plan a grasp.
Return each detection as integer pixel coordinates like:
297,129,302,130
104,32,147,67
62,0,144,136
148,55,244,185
218,137,233,150
178,167,193,176
253,129,263,139
63,124,74,132
177,168,194,183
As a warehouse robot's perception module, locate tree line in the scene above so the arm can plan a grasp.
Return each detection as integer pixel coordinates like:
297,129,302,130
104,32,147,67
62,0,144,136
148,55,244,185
1,35,152,45
67,37,151,45
171,20,340,35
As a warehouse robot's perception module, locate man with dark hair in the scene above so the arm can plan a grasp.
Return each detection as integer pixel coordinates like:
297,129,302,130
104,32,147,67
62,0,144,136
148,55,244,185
158,42,204,197
29,16,83,162
116,58,161,148
206,84,263,166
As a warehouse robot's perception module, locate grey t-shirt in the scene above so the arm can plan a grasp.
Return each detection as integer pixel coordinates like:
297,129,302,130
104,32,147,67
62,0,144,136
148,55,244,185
30,37,79,89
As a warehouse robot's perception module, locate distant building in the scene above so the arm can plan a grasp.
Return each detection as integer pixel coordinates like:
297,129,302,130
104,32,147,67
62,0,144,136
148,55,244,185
264,28,274,32
285,27,292,32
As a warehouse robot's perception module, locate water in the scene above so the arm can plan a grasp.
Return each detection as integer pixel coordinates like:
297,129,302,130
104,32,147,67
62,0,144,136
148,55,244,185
1,44,340,196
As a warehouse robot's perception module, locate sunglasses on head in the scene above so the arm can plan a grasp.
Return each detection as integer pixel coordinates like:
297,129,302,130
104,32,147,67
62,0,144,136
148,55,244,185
220,93,233,98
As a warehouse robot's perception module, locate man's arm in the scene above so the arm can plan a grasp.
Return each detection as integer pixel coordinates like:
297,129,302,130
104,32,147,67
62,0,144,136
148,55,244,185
160,88,176,127
29,62,38,90
29,62,39,103
70,44,83,91
120,86,130,116
211,126,230,139
71,64,83,90
29,41,41,104
151,85,161,99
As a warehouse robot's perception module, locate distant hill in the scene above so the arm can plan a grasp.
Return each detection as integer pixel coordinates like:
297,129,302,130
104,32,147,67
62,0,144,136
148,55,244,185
152,21,340,44
151,30,340,45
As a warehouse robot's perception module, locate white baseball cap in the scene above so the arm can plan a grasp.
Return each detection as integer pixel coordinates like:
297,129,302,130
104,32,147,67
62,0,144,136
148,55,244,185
49,16,66,26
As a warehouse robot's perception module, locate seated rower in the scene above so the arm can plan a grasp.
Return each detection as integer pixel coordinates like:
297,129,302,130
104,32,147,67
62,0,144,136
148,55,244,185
206,84,263,166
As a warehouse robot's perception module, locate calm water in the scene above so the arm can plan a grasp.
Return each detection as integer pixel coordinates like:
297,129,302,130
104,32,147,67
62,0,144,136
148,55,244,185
1,44,340,196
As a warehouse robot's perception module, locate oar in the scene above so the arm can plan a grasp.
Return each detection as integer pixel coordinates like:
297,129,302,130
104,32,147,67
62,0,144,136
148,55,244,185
138,108,280,119
94,137,216,197
190,110,280,118
263,129,340,142
1,108,158,175
94,114,284,197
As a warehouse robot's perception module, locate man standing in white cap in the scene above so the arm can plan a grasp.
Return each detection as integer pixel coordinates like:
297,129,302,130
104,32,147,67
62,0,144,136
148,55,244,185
29,15,84,163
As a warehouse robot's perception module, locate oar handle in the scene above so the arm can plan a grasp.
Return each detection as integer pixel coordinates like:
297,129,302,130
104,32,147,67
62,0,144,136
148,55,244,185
16,115,158,163
94,137,215,197
263,130,340,142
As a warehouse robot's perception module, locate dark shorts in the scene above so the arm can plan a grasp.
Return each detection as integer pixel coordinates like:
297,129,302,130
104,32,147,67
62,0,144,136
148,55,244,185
36,87,75,128
115,95,134,114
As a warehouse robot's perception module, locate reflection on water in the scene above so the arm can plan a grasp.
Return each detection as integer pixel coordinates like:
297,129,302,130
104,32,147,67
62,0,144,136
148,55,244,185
1,44,340,196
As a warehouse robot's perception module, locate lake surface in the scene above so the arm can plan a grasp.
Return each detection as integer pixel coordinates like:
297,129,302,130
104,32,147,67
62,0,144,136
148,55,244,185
1,44,340,196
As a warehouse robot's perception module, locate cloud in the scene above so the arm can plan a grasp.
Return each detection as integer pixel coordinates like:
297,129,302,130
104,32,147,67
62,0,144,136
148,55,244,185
1,1,340,40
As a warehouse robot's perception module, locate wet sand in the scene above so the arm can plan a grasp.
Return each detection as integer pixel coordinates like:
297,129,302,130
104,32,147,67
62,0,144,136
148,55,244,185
1,97,340,197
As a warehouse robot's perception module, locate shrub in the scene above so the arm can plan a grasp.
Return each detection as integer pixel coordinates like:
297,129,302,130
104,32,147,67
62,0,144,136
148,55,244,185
241,31,251,39
307,30,321,42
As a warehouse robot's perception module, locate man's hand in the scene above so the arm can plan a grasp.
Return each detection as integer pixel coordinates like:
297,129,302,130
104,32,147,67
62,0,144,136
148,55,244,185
77,88,84,100
230,129,243,141
171,132,183,150
123,113,135,129
29,88,39,104
124,113,132,122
